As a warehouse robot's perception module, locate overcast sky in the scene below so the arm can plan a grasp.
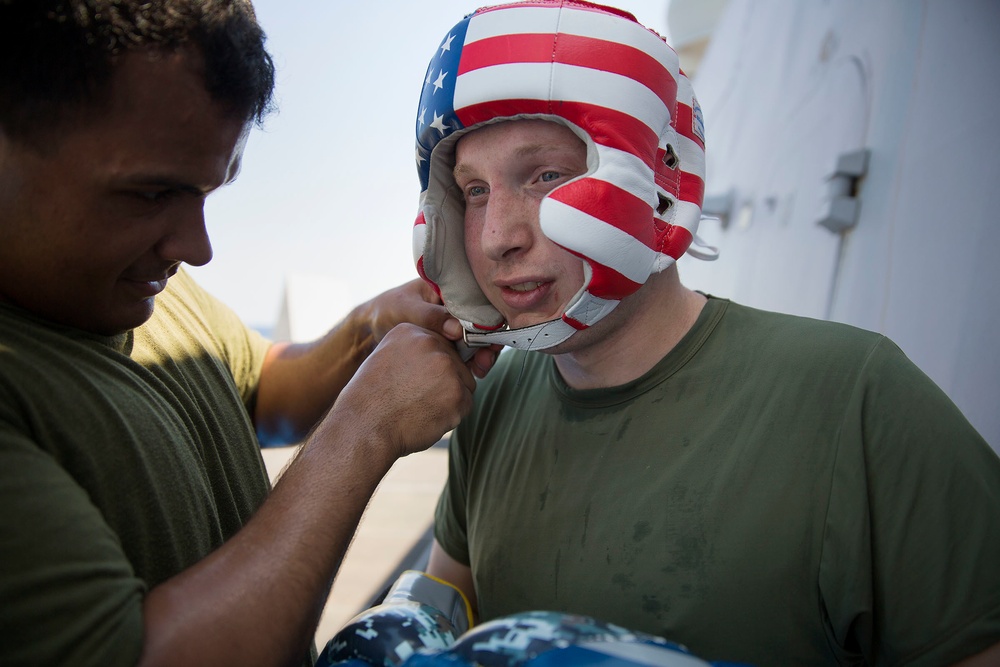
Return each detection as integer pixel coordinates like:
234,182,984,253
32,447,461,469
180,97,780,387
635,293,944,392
188,0,671,332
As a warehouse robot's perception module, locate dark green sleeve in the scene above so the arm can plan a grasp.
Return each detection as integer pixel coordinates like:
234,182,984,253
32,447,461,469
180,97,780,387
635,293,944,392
820,337,1000,665
0,429,144,666
433,424,473,566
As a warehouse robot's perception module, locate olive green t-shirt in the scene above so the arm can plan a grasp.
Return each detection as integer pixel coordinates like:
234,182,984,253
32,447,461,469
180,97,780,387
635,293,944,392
436,297,1000,666
0,270,272,666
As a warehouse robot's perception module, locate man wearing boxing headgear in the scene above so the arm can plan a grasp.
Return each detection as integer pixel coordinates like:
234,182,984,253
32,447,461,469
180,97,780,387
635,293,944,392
411,2,1000,665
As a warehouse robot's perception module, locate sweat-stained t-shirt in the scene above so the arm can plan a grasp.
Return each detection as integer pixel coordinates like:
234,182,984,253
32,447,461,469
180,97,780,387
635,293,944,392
435,297,1000,666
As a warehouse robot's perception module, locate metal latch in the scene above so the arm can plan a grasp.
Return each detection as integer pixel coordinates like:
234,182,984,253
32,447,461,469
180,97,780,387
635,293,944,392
817,148,870,234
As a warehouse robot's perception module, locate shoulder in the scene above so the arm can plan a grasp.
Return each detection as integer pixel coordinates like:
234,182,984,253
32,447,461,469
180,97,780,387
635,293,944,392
708,298,890,370
698,299,956,436
136,270,271,400
718,298,882,345
140,269,268,358
153,268,231,325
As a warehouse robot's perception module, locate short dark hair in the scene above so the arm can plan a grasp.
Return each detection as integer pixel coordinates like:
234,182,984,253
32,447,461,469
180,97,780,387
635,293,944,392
0,0,276,145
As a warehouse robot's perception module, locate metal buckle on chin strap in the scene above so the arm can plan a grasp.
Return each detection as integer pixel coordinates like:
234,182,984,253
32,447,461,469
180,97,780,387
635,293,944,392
455,328,492,362
463,327,494,348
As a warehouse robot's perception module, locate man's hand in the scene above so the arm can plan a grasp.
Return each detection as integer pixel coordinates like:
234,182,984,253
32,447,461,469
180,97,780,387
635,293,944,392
360,278,500,379
325,323,476,459
256,278,498,445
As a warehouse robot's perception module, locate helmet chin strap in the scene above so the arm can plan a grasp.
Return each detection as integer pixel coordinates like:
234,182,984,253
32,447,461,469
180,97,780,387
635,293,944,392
457,318,578,360
455,267,621,359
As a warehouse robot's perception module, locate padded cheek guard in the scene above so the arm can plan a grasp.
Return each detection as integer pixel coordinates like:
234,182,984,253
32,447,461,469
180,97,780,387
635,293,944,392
413,0,714,351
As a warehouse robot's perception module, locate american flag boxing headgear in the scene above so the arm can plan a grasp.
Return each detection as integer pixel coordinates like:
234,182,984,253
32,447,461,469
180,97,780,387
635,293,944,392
413,0,714,352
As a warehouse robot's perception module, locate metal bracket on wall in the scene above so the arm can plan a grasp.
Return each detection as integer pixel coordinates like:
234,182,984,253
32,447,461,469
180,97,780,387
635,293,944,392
701,188,735,229
817,148,870,234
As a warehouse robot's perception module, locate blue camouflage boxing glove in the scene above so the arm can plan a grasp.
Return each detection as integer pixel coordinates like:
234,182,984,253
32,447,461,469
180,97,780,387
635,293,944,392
316,570,473,667
398,610,750,667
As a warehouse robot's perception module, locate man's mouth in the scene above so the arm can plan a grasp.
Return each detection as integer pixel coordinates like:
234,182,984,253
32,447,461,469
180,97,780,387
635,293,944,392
126,265,179,284
507,281,544,292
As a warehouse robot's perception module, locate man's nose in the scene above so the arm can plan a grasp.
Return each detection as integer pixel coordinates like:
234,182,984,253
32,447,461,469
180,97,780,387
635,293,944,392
157,201,214,267
480,188,538,262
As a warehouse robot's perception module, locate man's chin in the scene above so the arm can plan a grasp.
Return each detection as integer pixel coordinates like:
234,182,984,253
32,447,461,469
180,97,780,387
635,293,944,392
82,299,157,336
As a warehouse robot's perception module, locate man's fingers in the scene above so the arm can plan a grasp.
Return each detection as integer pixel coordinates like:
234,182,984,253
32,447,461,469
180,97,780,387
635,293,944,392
442,318,464,340
466,346,501,379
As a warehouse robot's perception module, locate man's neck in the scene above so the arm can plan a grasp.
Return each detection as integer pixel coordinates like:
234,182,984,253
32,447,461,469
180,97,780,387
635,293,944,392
552,270,706,391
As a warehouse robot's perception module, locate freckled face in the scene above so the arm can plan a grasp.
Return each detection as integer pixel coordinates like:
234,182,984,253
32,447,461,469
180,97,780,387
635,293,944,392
455,120,588,330
0,48,248,335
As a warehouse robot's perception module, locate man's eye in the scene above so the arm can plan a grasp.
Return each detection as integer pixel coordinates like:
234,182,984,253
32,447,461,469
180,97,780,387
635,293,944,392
466,185,487,199
540,171,561,183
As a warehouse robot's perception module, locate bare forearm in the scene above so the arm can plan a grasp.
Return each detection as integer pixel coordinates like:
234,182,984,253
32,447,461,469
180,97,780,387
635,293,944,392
255,310,373,444
426,539,479,620
255,280,451,445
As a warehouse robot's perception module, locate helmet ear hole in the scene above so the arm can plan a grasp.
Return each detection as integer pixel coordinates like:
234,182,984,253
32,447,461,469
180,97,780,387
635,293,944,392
661,144,679,169
656,193,674,216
